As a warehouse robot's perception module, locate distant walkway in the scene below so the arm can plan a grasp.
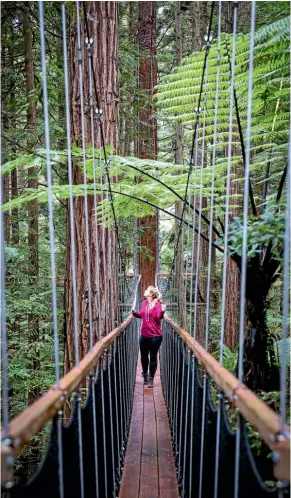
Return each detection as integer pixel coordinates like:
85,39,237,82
119,358,179,498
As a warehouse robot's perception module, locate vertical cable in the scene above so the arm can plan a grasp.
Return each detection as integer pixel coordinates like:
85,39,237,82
39,2,60,387
76,1,94,352
181,347,190,497
112,340,121,481
40,3,64,496
0,170,14,485
184,204,191,328
189,132,200,335
214,5,238,497
188,121,201,498
193,42,211,341
106,180,115,330
278,143,290,498
107,346,116,493
237,1,256,387
100,361,108,497
62,4,79,367
86,37,102,341
234,4,256,498
0,102,11,491
99,138,109,336
199,5,221,497
178,343,186,478
85,32,100,498
75,3,89,496
280,141,290,433
0,158,9,437
188,352,195,497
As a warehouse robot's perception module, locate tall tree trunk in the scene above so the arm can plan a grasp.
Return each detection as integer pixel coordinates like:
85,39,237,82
137,2,158,294
64,2,119,378
241,261,279,392
224,4,240,351
123,2,135,157
174,2,187,329
191,2,208,52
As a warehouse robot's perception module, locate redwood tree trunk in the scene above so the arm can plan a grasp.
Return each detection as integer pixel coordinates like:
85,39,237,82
191,2,208,52
64,2,119,376
123,2,135,157
137,2,158,294
224,5,241,351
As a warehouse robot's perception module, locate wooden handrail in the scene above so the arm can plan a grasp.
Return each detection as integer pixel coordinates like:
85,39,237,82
1,276,141,480
165,315,290,482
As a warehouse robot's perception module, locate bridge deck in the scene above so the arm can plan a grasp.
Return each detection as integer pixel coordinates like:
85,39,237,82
119,359,178,498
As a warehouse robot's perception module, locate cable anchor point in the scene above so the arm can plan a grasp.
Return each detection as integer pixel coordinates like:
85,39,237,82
194,106,202,116
204,33,213,49
96,108,103,124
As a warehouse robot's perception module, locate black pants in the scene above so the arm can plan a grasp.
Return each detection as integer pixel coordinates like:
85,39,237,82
140,336,162,378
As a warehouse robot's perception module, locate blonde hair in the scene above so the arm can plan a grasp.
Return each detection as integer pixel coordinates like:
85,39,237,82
144,285,161,301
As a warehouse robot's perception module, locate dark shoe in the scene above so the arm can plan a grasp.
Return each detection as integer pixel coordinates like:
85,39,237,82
148,377,154,388
143,374,148,385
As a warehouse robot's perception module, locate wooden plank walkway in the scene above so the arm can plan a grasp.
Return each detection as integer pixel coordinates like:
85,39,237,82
119,358,178,498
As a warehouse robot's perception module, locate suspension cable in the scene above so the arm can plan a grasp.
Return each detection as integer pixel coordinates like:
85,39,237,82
199,3,222,496
214,3,238,496
40,3,64,496
84,25,100,498
86,36,102,341
280,141,290,434
0,81,11,487
234,4,256,498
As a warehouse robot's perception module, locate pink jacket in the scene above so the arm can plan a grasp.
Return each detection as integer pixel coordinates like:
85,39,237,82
132,300,165,338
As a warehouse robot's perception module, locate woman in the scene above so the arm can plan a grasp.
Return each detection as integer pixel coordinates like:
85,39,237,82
132,286,166,388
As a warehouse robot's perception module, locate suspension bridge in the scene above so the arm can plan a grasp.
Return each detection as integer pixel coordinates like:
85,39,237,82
1,2,290,498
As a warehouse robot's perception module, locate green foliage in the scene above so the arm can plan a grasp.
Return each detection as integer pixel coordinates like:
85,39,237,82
157,16,289,210
212,344,238,373
228,203,286,261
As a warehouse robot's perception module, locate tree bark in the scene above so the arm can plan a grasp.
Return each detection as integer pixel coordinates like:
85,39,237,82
224,4,241,351
137,2,158,294
123,2,135,157
191,1,208,52
64,2,119,377
242,262,279,392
